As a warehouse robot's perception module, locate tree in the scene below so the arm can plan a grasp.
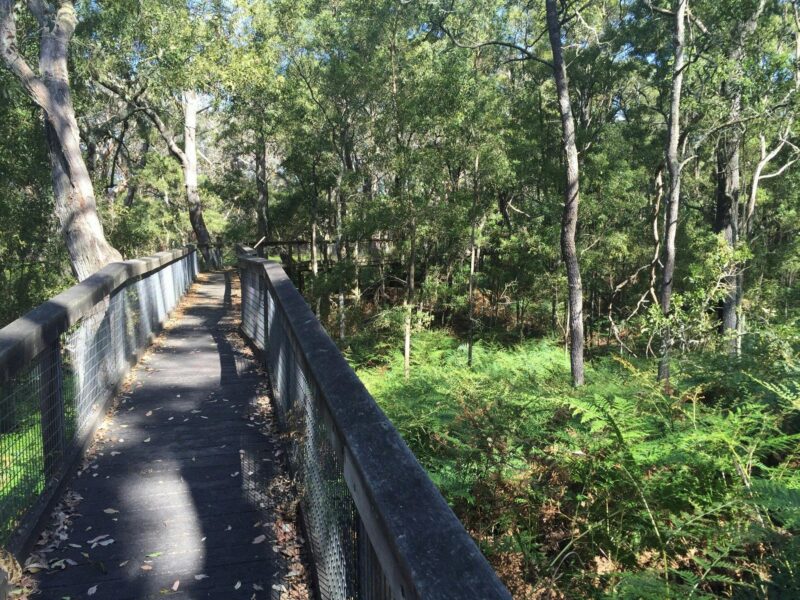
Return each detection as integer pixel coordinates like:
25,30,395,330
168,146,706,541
546,0,585,386
658,0,688,384
0,0,121,280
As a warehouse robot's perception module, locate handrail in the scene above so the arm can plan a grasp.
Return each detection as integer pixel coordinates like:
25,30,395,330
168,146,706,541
0,248,198,556
0,248,193,381
238,251,510,599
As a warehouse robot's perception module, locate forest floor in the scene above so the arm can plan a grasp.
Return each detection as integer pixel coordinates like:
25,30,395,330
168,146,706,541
352,326,800,599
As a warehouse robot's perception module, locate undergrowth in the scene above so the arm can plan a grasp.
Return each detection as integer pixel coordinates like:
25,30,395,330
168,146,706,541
352,329,800,599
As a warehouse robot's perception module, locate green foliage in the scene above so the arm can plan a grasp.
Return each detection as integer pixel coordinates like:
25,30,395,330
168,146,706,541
357,331,800,598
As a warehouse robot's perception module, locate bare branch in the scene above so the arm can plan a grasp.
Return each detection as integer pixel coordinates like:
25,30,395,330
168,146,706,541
438,22,554,70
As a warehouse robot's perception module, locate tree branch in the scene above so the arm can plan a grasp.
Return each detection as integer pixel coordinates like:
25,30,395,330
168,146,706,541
438,22,554,70
96,78,188,166
0,0,51,112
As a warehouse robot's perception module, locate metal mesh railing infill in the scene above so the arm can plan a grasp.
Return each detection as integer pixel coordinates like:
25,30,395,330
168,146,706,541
0,248,198,553
238,250,510,600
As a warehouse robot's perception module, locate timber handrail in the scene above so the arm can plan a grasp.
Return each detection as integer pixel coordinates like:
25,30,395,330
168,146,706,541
0,248,194,381
238,248,510,599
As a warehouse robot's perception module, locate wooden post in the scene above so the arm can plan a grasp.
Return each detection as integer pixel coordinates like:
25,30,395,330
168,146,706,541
0,379,14,434
0,566,9,600
39,341,66,481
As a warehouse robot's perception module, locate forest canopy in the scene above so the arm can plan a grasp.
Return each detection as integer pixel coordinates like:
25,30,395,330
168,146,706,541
1,0,799,597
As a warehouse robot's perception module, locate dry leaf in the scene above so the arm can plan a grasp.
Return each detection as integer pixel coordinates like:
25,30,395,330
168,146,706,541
103,508,119,514
87,535,109,544
252,535,266,544
194,574,209,580
88,585,97,595
172,580,180,591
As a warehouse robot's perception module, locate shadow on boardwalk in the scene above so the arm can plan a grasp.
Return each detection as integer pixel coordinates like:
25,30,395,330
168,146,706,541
30,272,307,600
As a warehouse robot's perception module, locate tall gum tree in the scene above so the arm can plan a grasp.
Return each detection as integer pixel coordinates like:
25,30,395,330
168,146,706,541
0,0,121,281
546,0,585,386
658,0,688,384
713,0,766,353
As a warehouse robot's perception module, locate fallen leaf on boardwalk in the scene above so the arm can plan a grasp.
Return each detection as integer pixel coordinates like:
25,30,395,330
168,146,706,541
119,561,129,567
87,535,109,544
146,411,153,417
146,552,163,558
231,471,240,477
144,437,151,443
141,564,153,571
226,525,232,531
111,451,121,456
253,583,264,591
234,581,242,590
172,580,180,591
98,539,115,547
68,543,82,548
194,574,209,580
252,535,266,544
103,508,119,514
88,585,97,595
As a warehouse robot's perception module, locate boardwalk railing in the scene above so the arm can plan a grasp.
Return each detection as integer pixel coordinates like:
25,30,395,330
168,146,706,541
238,249,511,600
0,248,198,555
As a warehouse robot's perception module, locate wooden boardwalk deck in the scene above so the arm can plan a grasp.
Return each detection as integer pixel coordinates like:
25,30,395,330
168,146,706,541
29,273,304,599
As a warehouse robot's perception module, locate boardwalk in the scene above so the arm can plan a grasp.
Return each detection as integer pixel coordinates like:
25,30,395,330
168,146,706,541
29,273,304,600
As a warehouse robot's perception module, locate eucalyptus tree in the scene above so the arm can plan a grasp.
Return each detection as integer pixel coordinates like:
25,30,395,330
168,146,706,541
437,0,611,385
82,0,238,266
0,0,122,280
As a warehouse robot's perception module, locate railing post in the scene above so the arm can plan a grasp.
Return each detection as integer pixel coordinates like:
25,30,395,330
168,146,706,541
268,266,270,352
0,566,9,600
39,341,66,481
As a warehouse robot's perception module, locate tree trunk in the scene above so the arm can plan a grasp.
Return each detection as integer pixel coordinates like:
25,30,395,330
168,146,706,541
0,1,121,281
404,219,417,381
714,130,740,339
658,0,688,384
546,0,585,386
714,0,765,353
335,170,346,342
182,91,216,267
467,152,480,367
255,135,270,256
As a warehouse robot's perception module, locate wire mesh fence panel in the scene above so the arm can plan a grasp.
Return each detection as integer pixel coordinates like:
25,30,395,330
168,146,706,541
268,293,361,599
0,250,197,549
241,263,390,600
237,255,510,600
0,358,46,546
